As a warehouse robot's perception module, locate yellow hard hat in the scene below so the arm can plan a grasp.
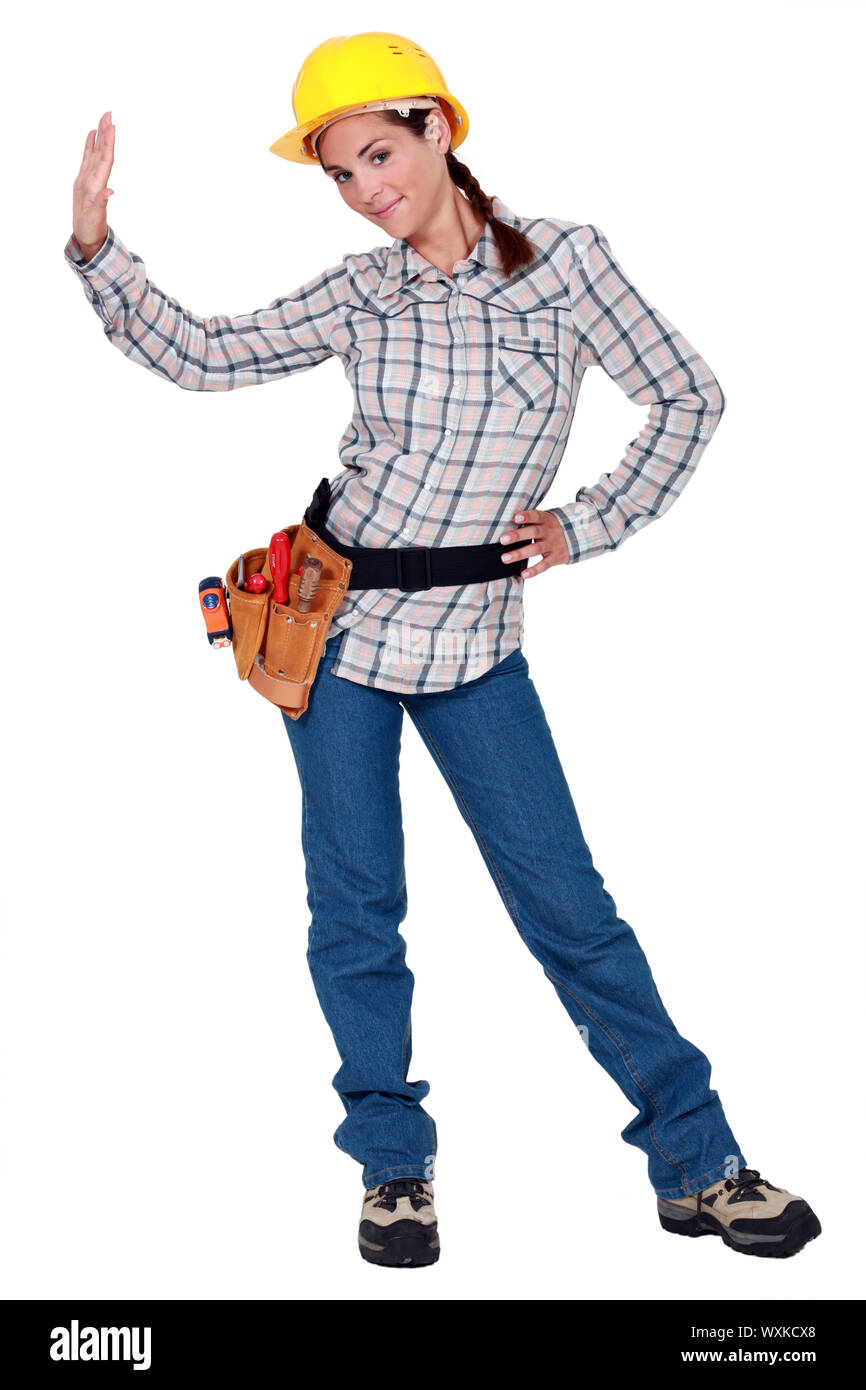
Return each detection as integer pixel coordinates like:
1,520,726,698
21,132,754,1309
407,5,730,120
269,31,470,166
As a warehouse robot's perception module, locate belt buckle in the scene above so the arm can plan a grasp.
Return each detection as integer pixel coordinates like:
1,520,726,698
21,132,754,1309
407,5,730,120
394,546,434,592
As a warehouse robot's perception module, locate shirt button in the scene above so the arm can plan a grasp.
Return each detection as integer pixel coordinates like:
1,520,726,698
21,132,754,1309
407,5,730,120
402,526,412,536
424,483,433,491
444,428,453,436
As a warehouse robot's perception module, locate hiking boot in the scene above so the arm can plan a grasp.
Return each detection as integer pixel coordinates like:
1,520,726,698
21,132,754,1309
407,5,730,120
658,1166,821,1258
358,1177,440,1267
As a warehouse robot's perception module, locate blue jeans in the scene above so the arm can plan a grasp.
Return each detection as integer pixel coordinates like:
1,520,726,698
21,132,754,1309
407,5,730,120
281,630,747,1198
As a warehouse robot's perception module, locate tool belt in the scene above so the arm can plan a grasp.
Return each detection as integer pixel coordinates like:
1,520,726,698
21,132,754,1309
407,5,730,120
226,476,520,721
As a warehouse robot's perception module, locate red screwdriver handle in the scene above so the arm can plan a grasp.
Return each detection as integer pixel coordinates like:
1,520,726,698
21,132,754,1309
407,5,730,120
269,531,291,604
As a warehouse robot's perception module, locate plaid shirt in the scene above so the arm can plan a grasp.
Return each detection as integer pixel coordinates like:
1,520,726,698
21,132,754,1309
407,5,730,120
64,195,725,694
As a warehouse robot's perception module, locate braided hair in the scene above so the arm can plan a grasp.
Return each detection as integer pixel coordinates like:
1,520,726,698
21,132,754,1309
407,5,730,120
379,106,538,278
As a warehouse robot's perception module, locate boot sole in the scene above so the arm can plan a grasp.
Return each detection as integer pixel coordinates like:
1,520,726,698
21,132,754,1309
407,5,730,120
658,1199,821,1258
358,1218,440,1268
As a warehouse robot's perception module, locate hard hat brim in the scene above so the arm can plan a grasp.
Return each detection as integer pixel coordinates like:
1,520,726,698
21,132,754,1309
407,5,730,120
269,90,470,165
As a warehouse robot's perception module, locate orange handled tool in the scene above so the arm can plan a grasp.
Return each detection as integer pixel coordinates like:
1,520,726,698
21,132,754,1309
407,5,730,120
198,577,232,648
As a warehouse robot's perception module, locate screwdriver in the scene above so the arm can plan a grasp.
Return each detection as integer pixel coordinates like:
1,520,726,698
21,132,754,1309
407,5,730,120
269,531,291,604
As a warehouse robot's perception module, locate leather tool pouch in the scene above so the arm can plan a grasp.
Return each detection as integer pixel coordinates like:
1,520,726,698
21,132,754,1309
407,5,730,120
224,521,353,721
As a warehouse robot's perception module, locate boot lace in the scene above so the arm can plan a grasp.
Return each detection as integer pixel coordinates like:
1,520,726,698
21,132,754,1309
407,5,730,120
724,1167,777,1197
371,1178,431,1211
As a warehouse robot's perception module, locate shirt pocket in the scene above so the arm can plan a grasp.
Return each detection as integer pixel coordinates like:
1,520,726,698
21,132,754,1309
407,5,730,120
494,334,559,411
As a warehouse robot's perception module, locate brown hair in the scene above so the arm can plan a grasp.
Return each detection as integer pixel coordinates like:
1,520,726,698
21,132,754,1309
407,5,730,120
371,106,538,279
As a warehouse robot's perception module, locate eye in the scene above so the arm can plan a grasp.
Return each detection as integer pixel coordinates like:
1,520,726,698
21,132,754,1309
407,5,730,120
333,149,390,185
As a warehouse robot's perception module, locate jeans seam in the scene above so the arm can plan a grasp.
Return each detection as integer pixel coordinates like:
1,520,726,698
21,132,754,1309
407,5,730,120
406,703,691,1188
365,1163,433,1184
400,876,410,1084
541,966,688,1185
294,753,319,925
654,1157,747,1199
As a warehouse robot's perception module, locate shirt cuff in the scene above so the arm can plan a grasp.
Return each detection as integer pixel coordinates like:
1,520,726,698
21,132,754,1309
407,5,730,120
547,501,609,565
63,225,135,328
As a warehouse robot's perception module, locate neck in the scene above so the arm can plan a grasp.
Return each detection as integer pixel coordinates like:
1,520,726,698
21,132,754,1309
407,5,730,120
408,190,488,277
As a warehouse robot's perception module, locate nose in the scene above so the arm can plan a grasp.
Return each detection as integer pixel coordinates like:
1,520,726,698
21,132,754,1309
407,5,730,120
354,175,387,208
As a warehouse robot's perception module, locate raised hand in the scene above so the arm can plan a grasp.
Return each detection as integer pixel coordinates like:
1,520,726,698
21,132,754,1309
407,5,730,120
72,111,115,260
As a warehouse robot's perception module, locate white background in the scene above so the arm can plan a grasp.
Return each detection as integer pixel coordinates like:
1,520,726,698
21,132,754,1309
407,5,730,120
2,0,862,1303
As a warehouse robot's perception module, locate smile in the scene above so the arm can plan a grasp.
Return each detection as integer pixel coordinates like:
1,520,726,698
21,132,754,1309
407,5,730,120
374,197,403,218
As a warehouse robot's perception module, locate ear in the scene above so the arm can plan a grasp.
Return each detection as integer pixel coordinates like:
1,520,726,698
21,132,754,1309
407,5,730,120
425,110,451,151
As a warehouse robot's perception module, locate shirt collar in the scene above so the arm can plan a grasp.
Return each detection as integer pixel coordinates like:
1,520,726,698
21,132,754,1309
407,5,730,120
376,195,520,303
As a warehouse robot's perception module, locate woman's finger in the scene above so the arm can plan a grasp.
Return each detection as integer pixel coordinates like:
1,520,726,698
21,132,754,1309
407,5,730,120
520,556,554,578
89,113,110,158
100,120,115,157
502,538,544,565
96,121,115,178
500,523,541,545
80,116,113,189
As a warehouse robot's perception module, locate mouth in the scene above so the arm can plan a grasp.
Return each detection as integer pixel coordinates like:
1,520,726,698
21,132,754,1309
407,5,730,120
373,197,403,219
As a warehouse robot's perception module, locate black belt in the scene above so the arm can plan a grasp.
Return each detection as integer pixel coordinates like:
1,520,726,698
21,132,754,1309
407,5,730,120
303,477,521,593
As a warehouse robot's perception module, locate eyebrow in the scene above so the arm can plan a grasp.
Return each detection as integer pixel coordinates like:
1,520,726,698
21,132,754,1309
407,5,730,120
320,139,384,174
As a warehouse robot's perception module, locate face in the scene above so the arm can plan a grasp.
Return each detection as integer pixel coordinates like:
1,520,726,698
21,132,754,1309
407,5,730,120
316,107,451,233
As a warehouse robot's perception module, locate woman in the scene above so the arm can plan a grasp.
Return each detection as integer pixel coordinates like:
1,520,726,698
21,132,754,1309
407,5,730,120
67,31,820,1270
